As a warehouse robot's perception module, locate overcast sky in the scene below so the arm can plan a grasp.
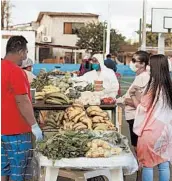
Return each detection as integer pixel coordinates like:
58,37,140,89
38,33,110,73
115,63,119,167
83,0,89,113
11,0,172,40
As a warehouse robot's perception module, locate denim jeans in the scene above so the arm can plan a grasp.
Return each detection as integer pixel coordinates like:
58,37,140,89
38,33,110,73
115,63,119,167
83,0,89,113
142,162,170,181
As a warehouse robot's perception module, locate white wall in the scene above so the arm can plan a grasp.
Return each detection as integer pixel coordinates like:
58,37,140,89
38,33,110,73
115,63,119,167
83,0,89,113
39,16,98,46
40,15,52,36
1,30,36,61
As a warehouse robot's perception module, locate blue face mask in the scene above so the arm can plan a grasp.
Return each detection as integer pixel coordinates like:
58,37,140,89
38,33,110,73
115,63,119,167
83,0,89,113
92,64,100,71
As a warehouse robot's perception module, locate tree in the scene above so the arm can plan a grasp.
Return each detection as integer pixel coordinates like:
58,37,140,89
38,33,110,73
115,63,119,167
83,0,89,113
136,24,172,47
76,22,126,54
1,0,13,30
110,29,126,53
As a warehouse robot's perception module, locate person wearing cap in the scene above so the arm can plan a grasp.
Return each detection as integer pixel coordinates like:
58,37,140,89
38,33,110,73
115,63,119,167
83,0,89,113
21,58,36,84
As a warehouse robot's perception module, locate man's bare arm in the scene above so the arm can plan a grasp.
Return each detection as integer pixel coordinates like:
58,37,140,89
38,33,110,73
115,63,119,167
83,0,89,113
15,94,36,126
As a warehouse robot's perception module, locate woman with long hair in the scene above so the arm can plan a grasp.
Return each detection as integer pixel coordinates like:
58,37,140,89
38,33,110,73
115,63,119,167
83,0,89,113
129,54,172,181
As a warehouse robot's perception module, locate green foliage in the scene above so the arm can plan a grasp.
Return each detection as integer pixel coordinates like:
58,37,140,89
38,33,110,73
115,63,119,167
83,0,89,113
76,22,126,54
136,24,172,47
110,29,126,53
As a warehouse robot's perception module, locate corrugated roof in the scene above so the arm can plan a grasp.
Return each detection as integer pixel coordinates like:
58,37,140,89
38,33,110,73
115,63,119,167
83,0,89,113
36,12,99,22
35,42,79,49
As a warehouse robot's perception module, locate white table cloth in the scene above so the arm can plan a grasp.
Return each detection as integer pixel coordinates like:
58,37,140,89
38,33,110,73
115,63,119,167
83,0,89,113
39,152,138,181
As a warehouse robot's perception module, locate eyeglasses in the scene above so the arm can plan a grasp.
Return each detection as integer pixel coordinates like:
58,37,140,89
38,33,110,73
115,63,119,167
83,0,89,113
132,58,141,63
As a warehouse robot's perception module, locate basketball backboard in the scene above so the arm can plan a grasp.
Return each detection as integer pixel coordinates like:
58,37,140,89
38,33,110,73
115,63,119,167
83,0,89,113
151,8,172,33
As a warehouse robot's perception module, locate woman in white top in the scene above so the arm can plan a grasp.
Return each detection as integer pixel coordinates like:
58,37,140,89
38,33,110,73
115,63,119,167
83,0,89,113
117,51,150,180
122,51,150,147
21,58,36,84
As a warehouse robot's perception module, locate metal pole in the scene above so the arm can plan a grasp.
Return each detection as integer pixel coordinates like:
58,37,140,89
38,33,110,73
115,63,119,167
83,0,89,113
106,0,111,55
139,18,142,47
74,50,77,64
158,33,165,54
103,21,106,59
141,0,147,51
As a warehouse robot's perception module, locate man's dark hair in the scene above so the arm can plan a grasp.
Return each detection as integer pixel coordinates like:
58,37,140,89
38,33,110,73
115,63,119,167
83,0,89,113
6,36,28,54
106,54,111,59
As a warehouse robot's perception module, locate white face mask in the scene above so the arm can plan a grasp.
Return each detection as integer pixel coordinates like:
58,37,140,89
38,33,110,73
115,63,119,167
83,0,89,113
168,59,172,72
130,62,139,72
146,65,150,73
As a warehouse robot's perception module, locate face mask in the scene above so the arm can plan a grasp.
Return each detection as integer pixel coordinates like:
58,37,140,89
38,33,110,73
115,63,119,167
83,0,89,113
130,62,139,72
168,59,172,72
146,65,150,73
92,64,100,71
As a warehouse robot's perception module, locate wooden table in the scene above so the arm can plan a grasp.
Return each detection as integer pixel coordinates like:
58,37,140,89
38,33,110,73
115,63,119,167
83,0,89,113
33,101,117,124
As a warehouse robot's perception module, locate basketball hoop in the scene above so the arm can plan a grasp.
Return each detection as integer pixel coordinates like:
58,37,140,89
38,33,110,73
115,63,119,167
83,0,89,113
163,16,172,33
151,8,172,33
151,8,172,54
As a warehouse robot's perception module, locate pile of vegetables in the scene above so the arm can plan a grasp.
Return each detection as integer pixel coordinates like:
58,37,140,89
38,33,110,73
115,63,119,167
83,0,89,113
62,104,116,131
31,72,73,95
37,130,130,160
32,72,96,103
87,106,116,131
35,85,60,100
40,103,117,132
92,131,130,153
45,92,71,105
54,73,73,93
31,73,53,92
86,139,122,158
41,111,65,132
74,84,94,92
63,103,92,130
37,131,94,160
66,88,81,100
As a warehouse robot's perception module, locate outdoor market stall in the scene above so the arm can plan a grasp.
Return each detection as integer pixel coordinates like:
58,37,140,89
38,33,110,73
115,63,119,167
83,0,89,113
33,103,137,181
31,71,137,181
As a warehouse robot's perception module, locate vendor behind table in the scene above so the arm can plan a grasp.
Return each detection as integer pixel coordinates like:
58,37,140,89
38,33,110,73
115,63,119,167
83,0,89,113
72,54,119,99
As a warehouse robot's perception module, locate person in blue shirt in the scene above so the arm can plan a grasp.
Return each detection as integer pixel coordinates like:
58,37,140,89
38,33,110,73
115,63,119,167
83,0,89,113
104,54,117,72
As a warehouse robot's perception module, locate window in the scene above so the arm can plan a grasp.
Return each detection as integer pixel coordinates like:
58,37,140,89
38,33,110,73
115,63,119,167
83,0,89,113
64,22,84,34
64,52,74,64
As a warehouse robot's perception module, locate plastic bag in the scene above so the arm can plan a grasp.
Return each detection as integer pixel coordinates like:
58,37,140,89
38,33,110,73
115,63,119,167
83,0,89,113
25,150,41,181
